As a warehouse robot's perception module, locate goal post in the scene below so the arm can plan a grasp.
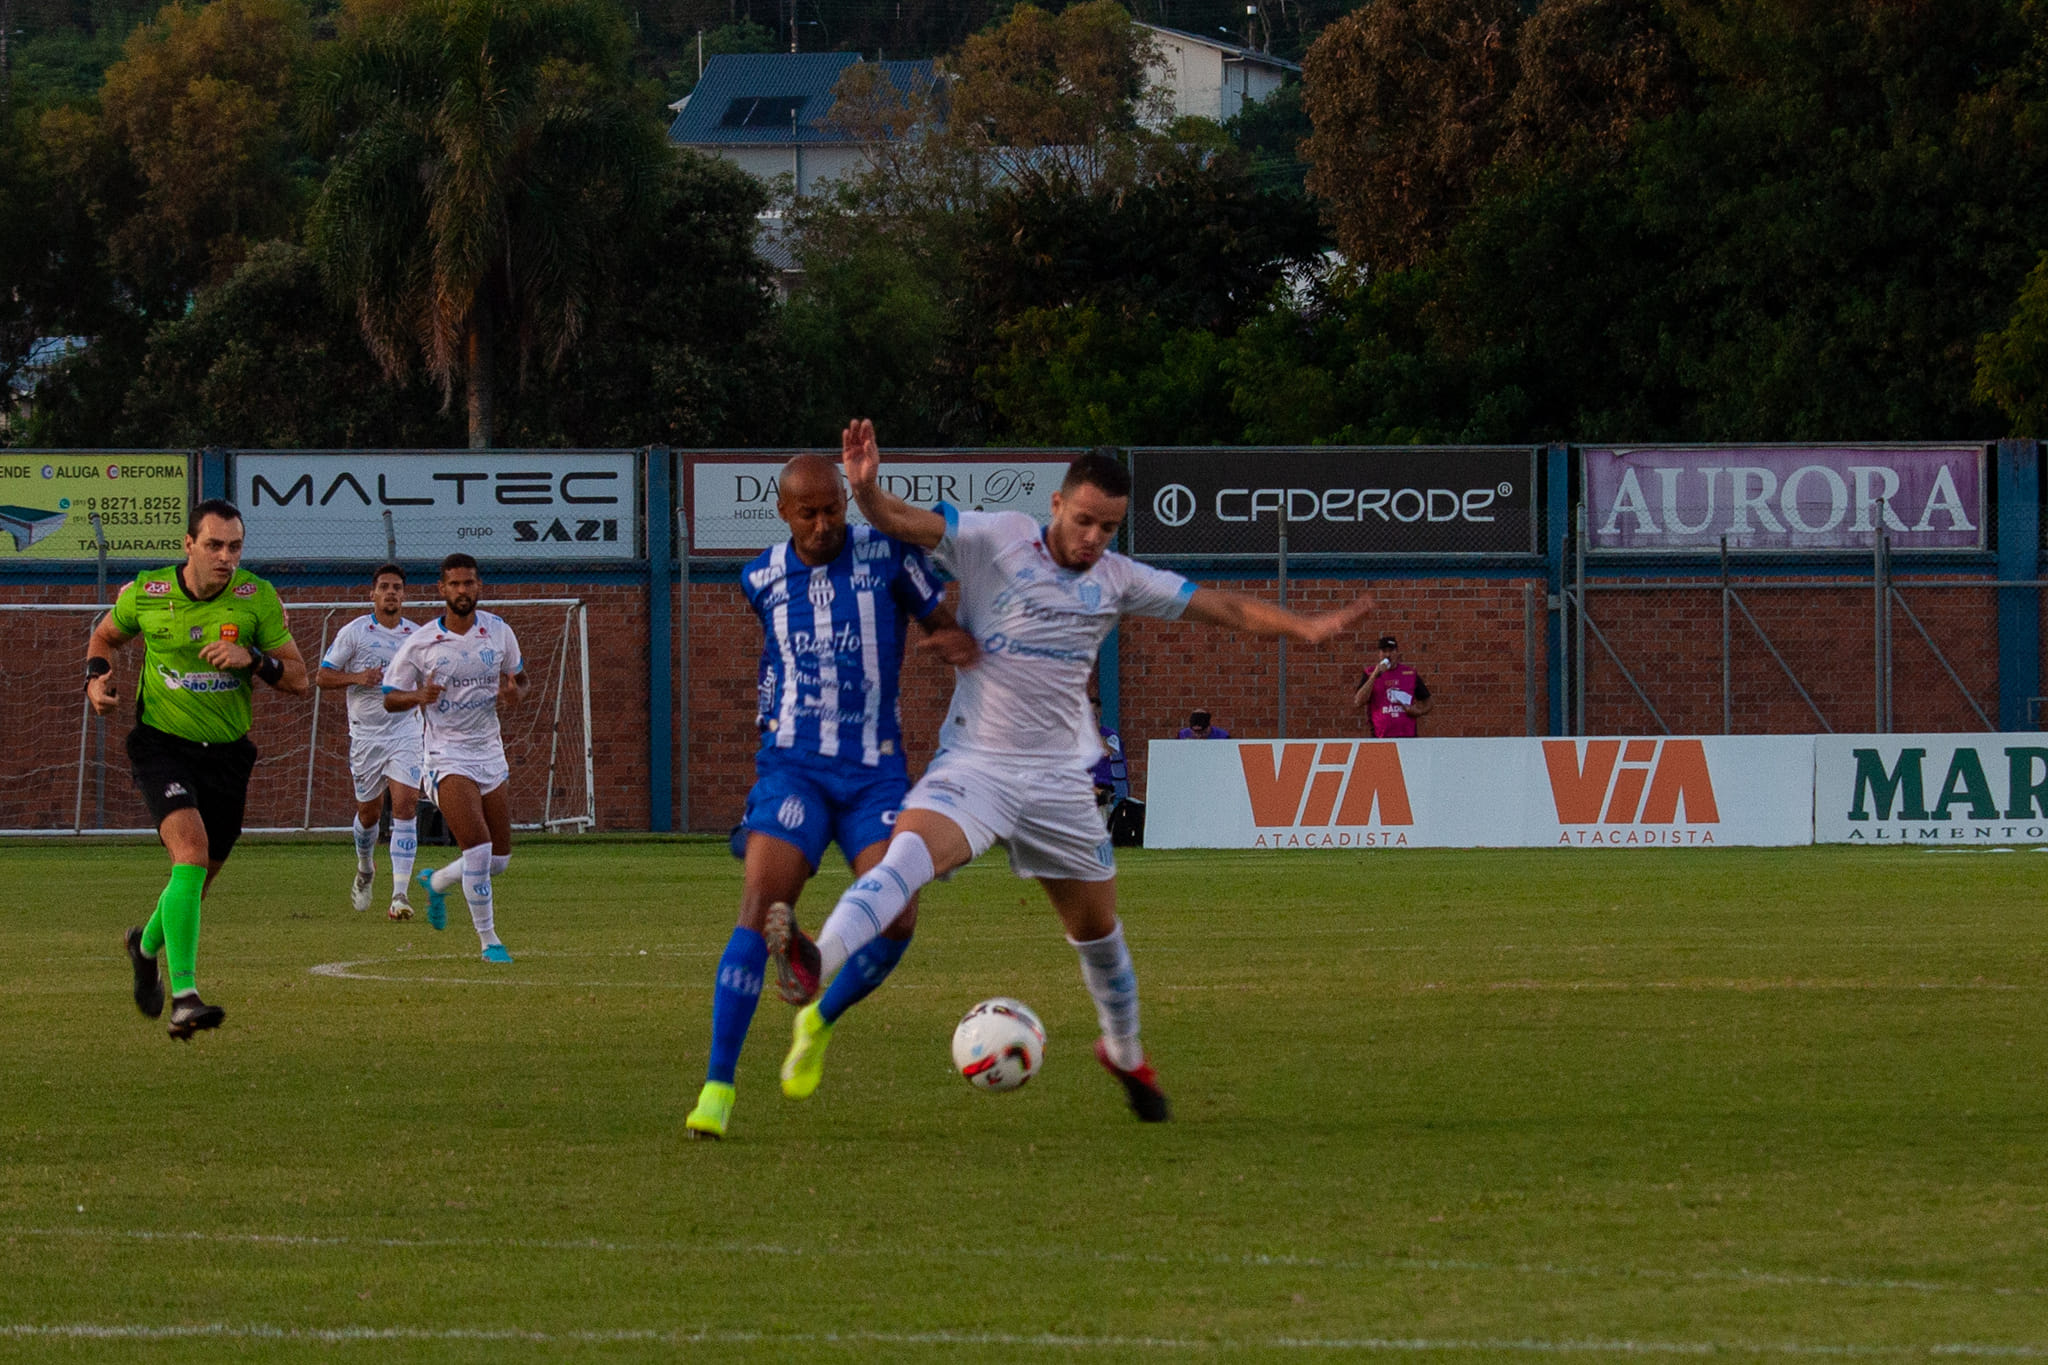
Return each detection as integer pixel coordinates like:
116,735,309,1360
0,598,595,836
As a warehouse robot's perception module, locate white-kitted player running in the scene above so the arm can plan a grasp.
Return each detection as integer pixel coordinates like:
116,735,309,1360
315,562,425,919
775,421,1375,1120
380,553,528,963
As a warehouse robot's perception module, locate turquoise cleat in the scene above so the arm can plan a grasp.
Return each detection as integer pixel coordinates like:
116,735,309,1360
481,943,513,964
416,869,446,931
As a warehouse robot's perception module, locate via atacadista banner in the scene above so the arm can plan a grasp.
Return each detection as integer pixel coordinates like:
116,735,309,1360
0,454,192,561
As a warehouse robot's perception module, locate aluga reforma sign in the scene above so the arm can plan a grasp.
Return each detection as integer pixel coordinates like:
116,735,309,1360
1127,447,1538,556
234,451,641,561
1584,446,1985,552
0,454,191,561
685,452,1074,554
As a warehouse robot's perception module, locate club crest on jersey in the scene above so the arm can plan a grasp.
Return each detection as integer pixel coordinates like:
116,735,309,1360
777,795,807,830
234,583,257,597
1077,581,1103,610
479,647,497,667
145,581,170,596
808,578,836,609
188,627,203,641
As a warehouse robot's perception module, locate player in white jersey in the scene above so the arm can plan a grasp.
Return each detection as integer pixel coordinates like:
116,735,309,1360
381,554,528,963
316,563,425,919
779,422,1373,1120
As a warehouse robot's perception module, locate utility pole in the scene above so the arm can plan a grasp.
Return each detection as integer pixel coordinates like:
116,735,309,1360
790,0,798,52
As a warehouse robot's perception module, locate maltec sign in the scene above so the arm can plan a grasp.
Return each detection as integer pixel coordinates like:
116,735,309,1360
234,452,640,560
1129,447,1538,556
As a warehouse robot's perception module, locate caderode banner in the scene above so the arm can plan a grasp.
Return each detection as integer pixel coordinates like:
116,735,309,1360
1127,447,1537,556
1814,734,2048,844
234,451,641,561
687,453,1072,554
1144,736,1814,848
1584,446,1984,552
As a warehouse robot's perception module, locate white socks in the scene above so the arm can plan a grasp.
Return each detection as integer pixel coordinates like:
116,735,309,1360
1072,920,1143,1070
351,818,377,872
817,833,935,980
460,843,497,945
389,818,417,891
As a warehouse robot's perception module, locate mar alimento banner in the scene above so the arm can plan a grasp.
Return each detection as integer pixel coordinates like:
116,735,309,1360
1128,447,1537,556
686,453,1073,554
1585,446,1984,553
235,452,641,561
0,454,191,561
1144,736,1814,849
1814,734,2048,844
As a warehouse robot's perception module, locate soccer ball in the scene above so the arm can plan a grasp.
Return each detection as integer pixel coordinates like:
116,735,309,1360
951,997,1046,1092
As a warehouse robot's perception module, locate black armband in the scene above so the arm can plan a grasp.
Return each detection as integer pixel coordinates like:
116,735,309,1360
85,657,112,679
248,647,286,686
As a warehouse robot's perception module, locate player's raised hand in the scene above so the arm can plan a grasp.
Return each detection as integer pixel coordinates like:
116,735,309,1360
1299,592,1376,647
841,418,881,492
920,625,980,669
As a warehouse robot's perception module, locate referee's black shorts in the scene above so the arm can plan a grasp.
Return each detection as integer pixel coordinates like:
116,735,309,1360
126,723,259,862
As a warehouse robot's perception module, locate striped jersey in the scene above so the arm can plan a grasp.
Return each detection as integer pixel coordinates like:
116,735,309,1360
742,524,945,770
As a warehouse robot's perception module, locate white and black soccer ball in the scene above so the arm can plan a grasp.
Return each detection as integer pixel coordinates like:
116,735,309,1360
951,997,1046,1092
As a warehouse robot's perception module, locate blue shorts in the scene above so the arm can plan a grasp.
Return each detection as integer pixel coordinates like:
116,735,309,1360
742,751,909,872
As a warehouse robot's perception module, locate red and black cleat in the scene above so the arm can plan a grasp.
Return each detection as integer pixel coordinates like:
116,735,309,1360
763,902,822,1006
1094,1037,1172,1122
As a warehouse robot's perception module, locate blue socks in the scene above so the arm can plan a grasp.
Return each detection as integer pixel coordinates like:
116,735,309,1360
706,927,768,1085
819,933,911,1026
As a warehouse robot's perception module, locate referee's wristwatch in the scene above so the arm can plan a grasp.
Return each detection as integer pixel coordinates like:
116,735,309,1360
84,657,112,690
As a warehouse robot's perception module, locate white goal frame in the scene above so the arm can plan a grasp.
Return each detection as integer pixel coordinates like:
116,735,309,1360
4,598,595,836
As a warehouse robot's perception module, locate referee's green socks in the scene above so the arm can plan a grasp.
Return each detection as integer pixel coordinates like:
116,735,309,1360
140,863,207,997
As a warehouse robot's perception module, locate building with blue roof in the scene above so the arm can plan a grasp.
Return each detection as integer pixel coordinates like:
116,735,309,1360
667,52,941,199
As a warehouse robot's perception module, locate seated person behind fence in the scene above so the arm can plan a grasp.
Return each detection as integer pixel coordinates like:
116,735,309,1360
1091,698,1128,808
1354,634,1432,738
1177,709,1229,739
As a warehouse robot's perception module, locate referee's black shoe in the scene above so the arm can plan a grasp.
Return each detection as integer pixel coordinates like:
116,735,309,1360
167,993,224,1040
124,927,164,1019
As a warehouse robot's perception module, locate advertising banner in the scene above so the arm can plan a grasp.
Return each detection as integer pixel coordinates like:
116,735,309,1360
1814,734,2048,844
1584,446,1985,553
0,453,191,562
685,452,1072,554
1145,736,1814,849
234,451,641,562
1127,447,1537,557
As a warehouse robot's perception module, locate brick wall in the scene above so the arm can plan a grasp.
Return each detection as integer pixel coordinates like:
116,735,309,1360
4,569,2026,833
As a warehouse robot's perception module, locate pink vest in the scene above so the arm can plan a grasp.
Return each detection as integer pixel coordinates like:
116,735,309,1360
1367,665,1424,738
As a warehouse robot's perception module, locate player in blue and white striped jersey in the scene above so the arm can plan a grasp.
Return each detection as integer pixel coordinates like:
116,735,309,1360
686,454,977,1140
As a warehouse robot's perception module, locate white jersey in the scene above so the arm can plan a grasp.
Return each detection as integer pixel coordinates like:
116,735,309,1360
320,614,423,743
931,506,1193,764
383,610,524,768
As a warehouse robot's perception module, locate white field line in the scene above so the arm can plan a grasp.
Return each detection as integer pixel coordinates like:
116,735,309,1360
2,1322,2045,1355
304,954,2033,996
7,1225,2043,1301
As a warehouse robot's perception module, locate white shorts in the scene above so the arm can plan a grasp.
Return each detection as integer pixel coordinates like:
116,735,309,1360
904,749,1115,882
349,738,424,803
422,752,510,802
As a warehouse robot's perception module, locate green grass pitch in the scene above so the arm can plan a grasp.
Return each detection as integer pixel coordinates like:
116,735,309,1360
4,838,2046,1360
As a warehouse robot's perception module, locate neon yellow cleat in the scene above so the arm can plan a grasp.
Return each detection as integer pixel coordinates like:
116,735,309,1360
685,1080,735,1140
780,1003,835,1099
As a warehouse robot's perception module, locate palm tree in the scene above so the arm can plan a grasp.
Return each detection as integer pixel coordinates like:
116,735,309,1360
303,0,663,447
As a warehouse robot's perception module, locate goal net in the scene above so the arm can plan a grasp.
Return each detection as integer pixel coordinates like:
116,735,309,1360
0,598,595,835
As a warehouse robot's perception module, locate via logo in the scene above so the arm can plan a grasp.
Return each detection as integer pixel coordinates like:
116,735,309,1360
1542,739,1719,824
1239,742,1413,827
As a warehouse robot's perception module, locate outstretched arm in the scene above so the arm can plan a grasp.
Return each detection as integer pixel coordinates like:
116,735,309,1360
842,418,946,549
1182,587,1375,646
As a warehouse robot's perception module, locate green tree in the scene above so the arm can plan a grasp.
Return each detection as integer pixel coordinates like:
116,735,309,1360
303,0,667,448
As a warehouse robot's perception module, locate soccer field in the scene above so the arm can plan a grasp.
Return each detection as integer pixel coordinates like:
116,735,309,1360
4,839,2045,1360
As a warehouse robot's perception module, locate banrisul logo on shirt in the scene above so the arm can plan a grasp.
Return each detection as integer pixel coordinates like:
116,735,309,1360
1542,739,1719,844
1238,742,1412,848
